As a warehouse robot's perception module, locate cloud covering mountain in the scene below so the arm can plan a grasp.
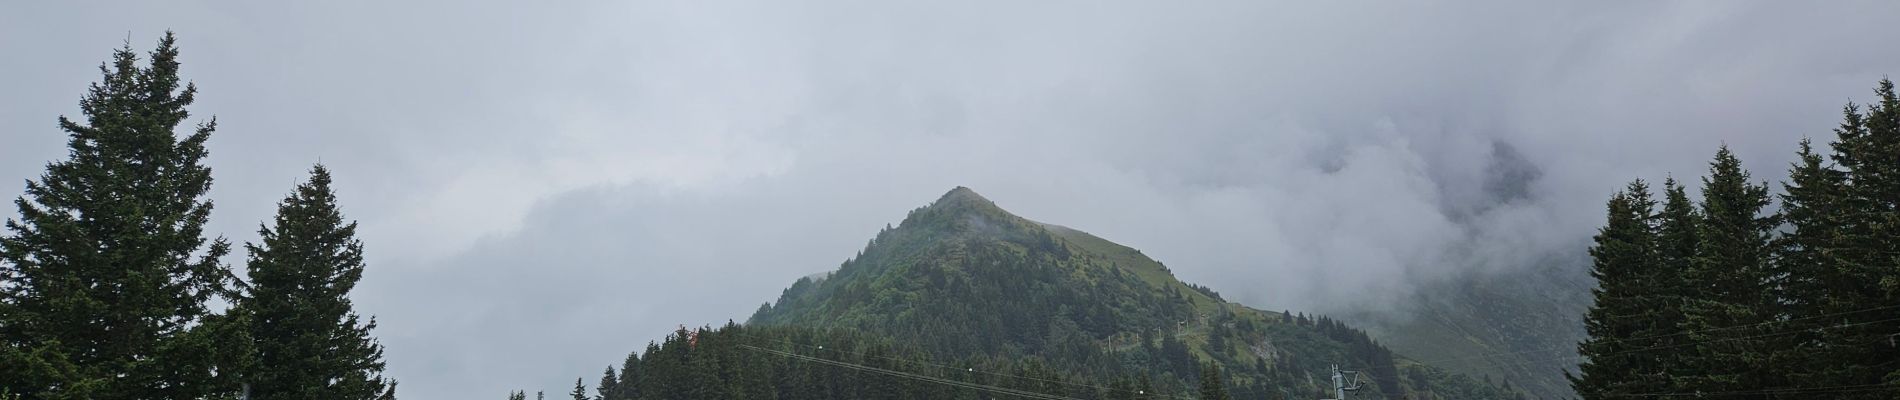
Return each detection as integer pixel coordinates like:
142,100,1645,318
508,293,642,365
4,1,1898,397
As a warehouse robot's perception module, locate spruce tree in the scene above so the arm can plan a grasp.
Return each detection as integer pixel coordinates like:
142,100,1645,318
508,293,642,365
615,350,646,400
1656,177,1700,290
0,32,236,399
1648,178,1698,385
596,366,618,400
1819,81,1900,399
1859,80,1900,392
233,165,393,399
1774,138,1850,385
1106,378,1135,400
1678,146,1778,394
1569,181,1664,399
1872,80,1900,294
568,378,588,400
1198,362,1232,400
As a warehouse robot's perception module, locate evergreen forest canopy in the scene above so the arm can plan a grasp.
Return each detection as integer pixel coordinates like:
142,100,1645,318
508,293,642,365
1570,80,1900,399
0,34,394,400
3,32,1897,400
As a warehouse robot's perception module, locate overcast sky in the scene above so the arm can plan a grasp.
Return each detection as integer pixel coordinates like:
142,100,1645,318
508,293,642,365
4,1,1898,398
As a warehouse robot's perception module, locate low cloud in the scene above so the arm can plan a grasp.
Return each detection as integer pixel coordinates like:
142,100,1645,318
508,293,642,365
4,1,1898,398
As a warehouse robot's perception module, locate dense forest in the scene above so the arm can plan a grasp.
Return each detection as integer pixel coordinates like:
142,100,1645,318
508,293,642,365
0,34,395,399
542,319,1518,400
1571,80,1900,399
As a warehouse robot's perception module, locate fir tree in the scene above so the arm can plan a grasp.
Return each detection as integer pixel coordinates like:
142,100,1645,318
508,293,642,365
1569,180,1665,399
0,32,236,399
1873,80,1900,293
1571,79,1900,400
615,349,646,400
1648,178,1698,383
1817,81,1900,399
1774,138,1850,385
568,378,588,400
1656,177,1700,290
232,165,393,399
1678,146,1778,394
1198,362,1232,400
1106,378,1135,400
595,366,618,400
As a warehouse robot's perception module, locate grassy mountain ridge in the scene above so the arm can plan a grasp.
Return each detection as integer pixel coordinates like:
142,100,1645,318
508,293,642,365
747,187,1526,399
1344,261,1591,400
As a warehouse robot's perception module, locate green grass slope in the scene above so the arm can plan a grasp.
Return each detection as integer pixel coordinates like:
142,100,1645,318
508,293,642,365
1343,261,1592,400
749,187,1527,399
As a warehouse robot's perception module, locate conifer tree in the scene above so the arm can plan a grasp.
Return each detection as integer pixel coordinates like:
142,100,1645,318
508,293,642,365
1678,146,1778,394
1871,80,1900,294
0,32,236,399
568,378,588,400
1818,81,1900,399
1106,378,1135,400
1655,178,1700,290
1570,180,1664,399
1648,178,1698,383
596,366,618,400
1198,362,1232,400
1571,79,1900,400
233,165,393,399
615,349,646,400
1774,138,1850,384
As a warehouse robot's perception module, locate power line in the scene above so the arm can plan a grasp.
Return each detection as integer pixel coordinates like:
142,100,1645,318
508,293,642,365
731,329,1369,400
730,330,1194,400
1411,303,1900,367
741,344,1087,400
1600,382,1898,397
1416,315,1900,374
719,304,1900,400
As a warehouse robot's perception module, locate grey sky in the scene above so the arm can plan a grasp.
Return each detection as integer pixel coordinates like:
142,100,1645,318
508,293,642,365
4,1,1897,398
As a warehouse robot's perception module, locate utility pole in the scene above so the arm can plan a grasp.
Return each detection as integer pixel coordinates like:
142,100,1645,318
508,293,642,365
1321,364,1363,400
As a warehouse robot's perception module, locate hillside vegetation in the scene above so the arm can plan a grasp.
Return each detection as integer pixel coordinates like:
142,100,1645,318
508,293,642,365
727,187,1522,399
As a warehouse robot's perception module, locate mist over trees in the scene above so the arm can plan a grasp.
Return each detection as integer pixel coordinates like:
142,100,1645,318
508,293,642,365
1572,79,1900,399
0,34,393,400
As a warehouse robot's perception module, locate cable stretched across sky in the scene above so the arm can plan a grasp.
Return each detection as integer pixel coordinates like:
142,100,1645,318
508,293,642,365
732,304,1900,400
1410,304,1900,368
730,331,1184,400
740,344,1088,400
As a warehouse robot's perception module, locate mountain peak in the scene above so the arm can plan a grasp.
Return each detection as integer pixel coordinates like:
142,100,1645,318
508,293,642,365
925,186,1006,217
749,185,1524,400
934,186,989,205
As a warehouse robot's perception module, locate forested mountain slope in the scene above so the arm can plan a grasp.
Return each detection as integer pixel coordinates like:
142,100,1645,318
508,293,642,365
735,187,1524,399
